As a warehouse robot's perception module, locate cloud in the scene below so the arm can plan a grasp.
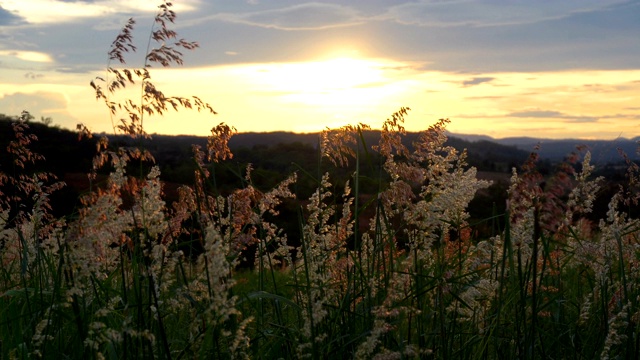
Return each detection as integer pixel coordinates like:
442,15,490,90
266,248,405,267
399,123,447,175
508,110,565,118
385,0,626,27
213,3,363,30
465,95,504,100
1,0,199,25
56,0,99,3
462,77,494,86
0,5,24,25
507,109,599,123
24,72,44,79
0,91,78,125
0,50,54,63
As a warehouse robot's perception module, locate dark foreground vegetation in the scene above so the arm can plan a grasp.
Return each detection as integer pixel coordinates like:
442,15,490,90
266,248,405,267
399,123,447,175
0,114,632,241
2,2,640,359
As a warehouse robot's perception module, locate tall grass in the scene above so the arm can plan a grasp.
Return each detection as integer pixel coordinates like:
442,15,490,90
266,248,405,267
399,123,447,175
2,2,640,359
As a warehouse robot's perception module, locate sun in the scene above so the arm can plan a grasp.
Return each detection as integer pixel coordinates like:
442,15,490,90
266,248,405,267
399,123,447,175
198,55,420,132
141,55,419,134
254,57,390,106
275,58,381,91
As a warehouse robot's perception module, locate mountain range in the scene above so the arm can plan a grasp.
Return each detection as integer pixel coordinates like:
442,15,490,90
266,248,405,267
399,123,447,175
216,130,638,165
1,114,637,180
448,132,639,164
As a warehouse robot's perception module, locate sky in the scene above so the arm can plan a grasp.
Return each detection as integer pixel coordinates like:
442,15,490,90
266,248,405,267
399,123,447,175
1,0,639,139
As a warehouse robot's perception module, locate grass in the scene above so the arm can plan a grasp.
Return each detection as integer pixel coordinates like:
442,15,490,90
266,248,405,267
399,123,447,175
2,2,640,359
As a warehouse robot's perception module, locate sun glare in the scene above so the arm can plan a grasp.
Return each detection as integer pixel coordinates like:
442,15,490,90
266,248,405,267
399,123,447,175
144,56,420,134
249,57,408,108
270,58,382,91
241,57,418,130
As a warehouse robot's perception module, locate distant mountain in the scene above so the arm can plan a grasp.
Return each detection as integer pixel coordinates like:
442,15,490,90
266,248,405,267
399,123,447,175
444,132,494,142
221,130,530,173
496,137,638,163
1,116,634,227
447,132,639,164
147,130,628,170
229,132,319,148
2,112,635,178
135,130,530,173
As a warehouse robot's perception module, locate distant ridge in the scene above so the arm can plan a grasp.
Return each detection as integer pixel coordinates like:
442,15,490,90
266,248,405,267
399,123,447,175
229,132,319,148
0,114,635,172
447,132,638,164
444,132,494,142
210,130,638,165
494,137,637,164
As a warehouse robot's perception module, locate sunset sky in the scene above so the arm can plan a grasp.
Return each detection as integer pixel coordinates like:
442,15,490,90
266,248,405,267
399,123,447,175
1,0,639,139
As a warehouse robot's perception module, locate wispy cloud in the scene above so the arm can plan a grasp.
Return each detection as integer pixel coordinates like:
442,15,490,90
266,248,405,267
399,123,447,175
210,3,363,30
507,109,599,123
508,110,565,118
462,77,494,86
1,0,199,25
24,72,44,79
0,50,54,63
0,5,23,25
465,95,504,100
385,0,626,27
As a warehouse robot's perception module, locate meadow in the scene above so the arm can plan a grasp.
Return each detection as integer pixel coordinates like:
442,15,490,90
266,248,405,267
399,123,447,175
2,2,640,359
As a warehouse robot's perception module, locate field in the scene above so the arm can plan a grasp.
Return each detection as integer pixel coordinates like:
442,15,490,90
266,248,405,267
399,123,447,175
2,2,640,359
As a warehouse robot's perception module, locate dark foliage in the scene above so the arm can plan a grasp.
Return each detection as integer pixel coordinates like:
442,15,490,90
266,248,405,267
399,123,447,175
1,115,632,240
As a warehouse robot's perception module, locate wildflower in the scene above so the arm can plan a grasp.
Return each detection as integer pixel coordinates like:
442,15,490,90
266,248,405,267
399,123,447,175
355,318,392,360
321,123,369,167
566,152,602,217
447,278,498,327
600,301,630,360
295,173,356,355
132,166,168,242
207,122,236,162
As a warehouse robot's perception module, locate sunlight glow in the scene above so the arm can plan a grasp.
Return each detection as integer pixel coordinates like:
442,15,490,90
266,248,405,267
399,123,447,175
2,58,639,139
136,57,420,134
234,57,416,112
267,58,382,90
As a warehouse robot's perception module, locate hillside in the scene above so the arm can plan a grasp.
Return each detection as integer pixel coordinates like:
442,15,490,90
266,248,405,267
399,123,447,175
6,115,634,180
6,115,630,189
451,132,639,164
1,115,635,239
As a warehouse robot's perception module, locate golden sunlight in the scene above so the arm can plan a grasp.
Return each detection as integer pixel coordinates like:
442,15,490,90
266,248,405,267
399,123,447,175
266,58,381,90
5,56,639,139
250,57,394,105
146,57,421,133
